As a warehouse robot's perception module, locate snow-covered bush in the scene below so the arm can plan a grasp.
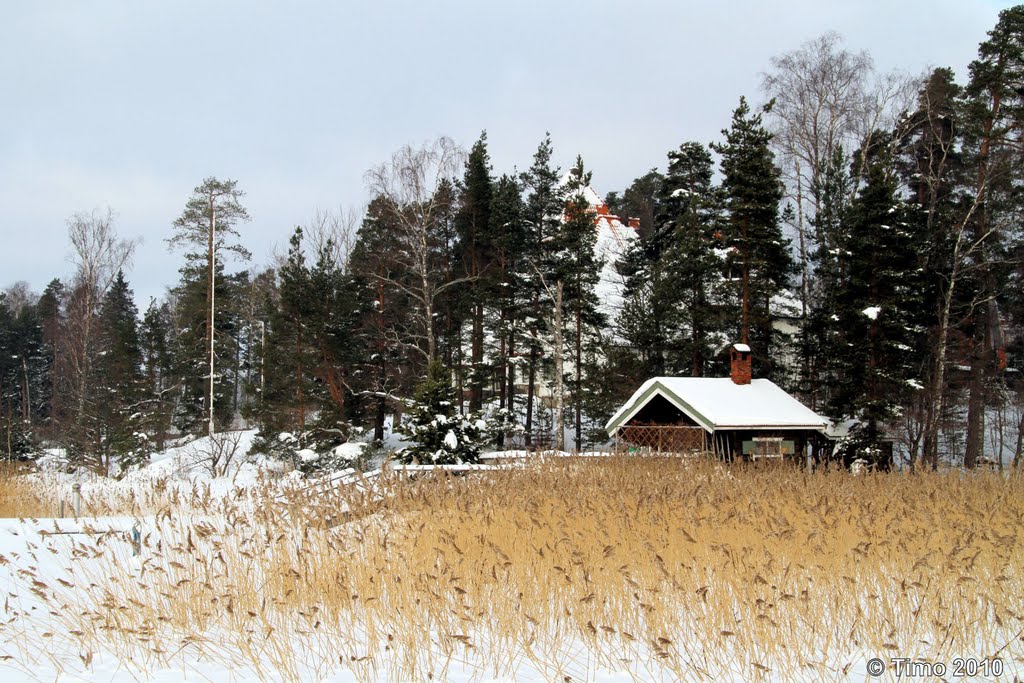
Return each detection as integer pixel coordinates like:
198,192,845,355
250,422,360,475
397,361,492,465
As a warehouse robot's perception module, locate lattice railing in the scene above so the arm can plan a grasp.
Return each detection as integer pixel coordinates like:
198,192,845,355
616,425,707,455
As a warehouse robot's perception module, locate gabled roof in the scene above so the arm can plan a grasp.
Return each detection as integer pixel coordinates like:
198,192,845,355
605,377,829,435
567,181,638,330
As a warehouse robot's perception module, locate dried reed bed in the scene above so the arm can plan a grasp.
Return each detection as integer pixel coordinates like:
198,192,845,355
5,458,1024,680
4,468,212,519
0,462,58,518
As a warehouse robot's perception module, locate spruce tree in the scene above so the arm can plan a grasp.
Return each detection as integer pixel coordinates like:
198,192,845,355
828,143,924,466
519,134,565,446
140,300,175,451
253,228,364,472
36,278,65,438
488,174,528,444
398,361,487,464
91,271,147,475
894,68,964,468
803,145,855,410
658,141,725,376
257,228,319,445
0,291,46,459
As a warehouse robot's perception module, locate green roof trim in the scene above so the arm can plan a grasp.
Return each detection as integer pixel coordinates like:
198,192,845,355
606,381,714,435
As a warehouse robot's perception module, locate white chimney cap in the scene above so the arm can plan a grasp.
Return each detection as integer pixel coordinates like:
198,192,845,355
733,343,751,353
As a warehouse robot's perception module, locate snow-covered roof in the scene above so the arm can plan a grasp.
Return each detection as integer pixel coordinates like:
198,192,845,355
605,377,829,435
770,291,802,319
559,177,639,330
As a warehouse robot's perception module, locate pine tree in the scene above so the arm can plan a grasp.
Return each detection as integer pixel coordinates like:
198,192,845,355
960,6,1024,468
559,156,606,448
489,173,528,445
455,132,495,413
169,259,240,433
605,170,664,241
712,97,793,378
168,177,251,436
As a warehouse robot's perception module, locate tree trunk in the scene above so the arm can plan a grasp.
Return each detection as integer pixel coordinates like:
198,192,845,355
740,218,750,345
207,195,217,437
21,358,30,425
469,302,484,412
964,317,988,469
1013,403,1024,469
506,322,516,446
963,83,1000,470
554,281,565,452
524,292,539,447
922,280,955,471
575,300,582,450
525,347,536,448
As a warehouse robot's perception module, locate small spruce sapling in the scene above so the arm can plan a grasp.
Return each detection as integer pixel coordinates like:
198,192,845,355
398,361,489,465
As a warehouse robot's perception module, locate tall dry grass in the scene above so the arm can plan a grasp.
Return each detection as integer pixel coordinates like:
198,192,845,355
4,457,1023,680
0,462,57,517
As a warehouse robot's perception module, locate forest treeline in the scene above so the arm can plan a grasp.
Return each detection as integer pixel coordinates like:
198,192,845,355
2,8,1024,474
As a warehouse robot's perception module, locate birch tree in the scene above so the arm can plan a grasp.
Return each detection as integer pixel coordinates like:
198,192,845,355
364,137,468,367
63,209,138,466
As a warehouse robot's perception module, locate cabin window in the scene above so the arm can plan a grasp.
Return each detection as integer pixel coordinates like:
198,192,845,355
742,437,795,459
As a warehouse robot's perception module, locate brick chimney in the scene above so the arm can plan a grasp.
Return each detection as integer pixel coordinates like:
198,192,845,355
730,343,752,385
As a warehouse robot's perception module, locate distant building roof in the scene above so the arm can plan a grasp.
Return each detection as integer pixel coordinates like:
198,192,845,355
559,177,639,330
605,377,829,435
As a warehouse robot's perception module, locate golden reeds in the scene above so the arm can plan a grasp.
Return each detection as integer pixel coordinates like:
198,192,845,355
0,463,56,518
3,457,1023,680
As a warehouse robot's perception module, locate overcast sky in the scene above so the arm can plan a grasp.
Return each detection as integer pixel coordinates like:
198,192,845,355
0,1,1014,306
